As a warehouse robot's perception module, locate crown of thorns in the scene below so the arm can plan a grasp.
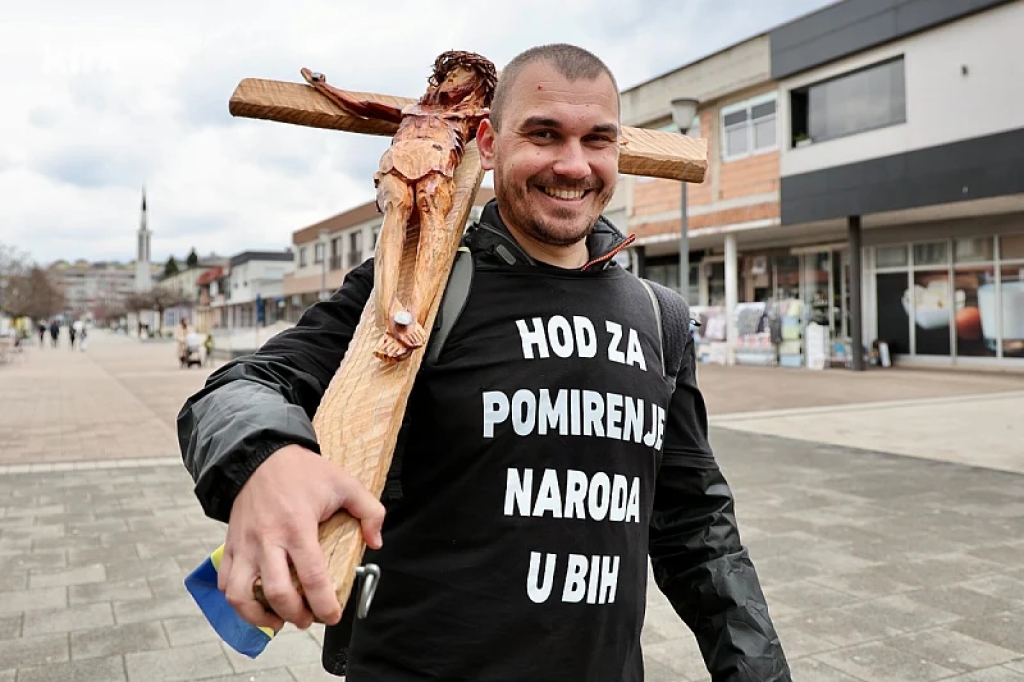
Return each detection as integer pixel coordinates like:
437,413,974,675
429,51,498,102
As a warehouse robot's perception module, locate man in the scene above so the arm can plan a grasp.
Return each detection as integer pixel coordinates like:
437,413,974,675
178,43,790,681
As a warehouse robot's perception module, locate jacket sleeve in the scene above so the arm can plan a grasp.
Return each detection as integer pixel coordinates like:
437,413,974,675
177,259,375,523
649,331,791,681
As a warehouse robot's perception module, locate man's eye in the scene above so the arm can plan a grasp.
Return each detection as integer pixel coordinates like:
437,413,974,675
530,130,555,140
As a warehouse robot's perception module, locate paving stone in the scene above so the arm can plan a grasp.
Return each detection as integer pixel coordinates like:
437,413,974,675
22,601,113,636
906,585,1022,618
841,594,961,634
773,622,839,659
287,663,352,682
815,641,958,681
641,638,708,682
892,627,1021,673
952,611,1024,654
71,621,168,660
69,578,152,605
762,579,859,615
29,562,106,589
104,557,181,582
67,544,140,568
776,606,899,648
0,550,66,573
0,572,27,592
124,641,233,681
190,670,295,682
914,666,1024,681
223,631,323,673
0,632,68,669
787,658,863,681
0,585,67,615
114,595,198,624
0,615,19,640
162,615,221,647
17,655,126,682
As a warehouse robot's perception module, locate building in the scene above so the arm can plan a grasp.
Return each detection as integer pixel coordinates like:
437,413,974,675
48,259,147,322
774,0,1024,369
616,0,1024,370
207,251,295,330
282,187,496,321
158,255,230,332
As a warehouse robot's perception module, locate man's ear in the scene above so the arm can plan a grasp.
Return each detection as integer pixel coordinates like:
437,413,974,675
477,118,496,171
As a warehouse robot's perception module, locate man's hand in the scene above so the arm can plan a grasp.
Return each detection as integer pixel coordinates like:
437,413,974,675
218,444,386,631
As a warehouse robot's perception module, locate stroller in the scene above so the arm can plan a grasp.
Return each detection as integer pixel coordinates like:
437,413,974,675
180,332,204,368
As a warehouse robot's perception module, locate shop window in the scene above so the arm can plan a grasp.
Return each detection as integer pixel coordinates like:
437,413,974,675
875,245,907,269
954,237,994,263
913,242,948,267
789,57,905,146
999,263,1024,358
721,94,777,161
955,265,996,358
912,271,952,356
1000,234,1024,260
875,272,911,355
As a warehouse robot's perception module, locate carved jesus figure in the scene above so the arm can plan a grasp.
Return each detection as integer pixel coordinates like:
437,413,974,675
301,51,497,361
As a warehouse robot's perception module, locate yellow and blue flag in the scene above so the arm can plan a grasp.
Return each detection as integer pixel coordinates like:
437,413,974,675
184,544,278,658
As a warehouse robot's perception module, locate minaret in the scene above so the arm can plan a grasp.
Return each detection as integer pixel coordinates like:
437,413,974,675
135,187,152,292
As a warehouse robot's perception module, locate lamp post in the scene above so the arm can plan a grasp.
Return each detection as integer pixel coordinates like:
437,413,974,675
671,97,699,299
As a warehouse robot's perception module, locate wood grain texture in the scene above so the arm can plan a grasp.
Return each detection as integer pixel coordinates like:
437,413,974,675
229,78,708,183
309,143,485,617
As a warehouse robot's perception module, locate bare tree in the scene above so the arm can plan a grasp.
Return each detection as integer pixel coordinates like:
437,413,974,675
3,267,65,320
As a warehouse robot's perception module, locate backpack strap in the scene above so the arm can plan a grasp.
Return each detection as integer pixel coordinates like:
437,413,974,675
383,246,475,502
425,246,474,366
639,279,691,382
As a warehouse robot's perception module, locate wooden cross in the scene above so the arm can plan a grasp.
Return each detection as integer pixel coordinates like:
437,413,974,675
230,65,708,621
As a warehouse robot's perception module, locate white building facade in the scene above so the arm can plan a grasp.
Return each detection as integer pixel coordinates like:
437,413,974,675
774,0,1024,368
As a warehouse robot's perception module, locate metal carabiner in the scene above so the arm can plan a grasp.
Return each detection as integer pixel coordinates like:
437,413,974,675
354,563,381,619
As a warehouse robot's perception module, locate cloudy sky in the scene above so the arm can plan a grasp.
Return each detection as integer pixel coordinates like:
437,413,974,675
1,0,832,266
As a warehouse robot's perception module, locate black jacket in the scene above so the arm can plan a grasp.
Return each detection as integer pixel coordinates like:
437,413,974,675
177,199,790,681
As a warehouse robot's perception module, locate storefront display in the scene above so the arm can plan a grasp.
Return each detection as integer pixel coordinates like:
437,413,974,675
869,233,1024,363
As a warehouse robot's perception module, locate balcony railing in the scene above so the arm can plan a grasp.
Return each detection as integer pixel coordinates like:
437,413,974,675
329,255,343,271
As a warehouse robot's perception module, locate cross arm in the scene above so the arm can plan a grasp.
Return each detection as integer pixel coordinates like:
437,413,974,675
229,77,708,183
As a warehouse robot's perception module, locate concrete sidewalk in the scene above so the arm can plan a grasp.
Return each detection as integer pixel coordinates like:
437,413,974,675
2,329,1024,680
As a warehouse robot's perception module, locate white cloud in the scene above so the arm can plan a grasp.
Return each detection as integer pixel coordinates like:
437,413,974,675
0,0,832,266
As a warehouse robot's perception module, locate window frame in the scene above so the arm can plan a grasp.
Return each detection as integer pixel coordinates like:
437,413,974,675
789,56,906,147
720,92,778,162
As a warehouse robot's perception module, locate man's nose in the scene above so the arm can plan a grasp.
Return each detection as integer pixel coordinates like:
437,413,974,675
551,141,591,179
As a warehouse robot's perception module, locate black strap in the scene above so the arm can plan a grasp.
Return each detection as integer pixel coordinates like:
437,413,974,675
641,279,691,382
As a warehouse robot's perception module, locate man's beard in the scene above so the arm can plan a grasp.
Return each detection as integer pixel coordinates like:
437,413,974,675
495,173,612,248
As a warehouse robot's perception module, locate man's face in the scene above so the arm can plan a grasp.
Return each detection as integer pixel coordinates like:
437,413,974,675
478,61,620,248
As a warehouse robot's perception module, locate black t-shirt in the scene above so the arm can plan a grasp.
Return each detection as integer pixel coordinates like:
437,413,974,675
345,263,676,682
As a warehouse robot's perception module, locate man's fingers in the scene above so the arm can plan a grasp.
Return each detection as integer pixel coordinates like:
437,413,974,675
290,538,342,626
223,555,284,632
328,473,387,550
258,545,313,629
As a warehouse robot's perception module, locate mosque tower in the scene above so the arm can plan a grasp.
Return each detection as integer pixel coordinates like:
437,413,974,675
134,188,152,292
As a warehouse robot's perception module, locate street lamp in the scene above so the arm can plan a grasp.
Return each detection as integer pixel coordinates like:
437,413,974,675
671,96,699,299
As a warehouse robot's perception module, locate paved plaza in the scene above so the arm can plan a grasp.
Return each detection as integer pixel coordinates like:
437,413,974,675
1,330,1023,680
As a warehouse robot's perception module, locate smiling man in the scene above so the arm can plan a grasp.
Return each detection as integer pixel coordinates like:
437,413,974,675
178,43,790,681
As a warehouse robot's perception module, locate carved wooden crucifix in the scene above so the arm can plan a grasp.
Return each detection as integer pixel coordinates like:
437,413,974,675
230,53,708,622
